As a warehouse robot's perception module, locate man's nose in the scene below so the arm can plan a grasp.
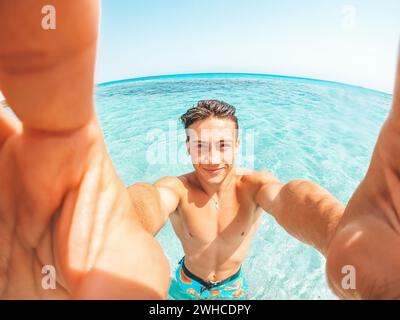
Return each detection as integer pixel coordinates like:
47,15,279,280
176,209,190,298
204,145,221,164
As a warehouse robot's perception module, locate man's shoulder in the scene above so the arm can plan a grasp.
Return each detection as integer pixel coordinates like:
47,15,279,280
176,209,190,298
155,173,194,193
155,175,183,189
237,168,280,186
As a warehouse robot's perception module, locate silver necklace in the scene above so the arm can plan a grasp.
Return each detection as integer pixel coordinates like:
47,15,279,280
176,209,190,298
208,175,234,210
211,197,220,209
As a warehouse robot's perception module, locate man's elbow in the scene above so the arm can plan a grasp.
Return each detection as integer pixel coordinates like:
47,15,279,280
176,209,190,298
127,182,164,236
285,179,319,197
128,182,160,206
272,179,318,214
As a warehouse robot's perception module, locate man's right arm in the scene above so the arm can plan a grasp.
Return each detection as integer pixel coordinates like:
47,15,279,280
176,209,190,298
128,176,181,235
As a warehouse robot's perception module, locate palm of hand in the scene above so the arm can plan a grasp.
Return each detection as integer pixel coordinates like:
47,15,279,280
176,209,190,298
0,119,169,299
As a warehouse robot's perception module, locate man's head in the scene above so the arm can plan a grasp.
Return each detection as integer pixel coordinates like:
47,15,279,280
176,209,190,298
180,100,240,184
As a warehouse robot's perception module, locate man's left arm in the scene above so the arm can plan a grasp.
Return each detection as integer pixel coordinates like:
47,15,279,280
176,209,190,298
255,172,345,256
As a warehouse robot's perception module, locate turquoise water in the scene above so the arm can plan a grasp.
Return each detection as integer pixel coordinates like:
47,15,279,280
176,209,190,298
95,73,392,300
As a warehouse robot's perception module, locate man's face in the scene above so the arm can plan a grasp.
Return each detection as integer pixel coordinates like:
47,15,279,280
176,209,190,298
186,117,239,184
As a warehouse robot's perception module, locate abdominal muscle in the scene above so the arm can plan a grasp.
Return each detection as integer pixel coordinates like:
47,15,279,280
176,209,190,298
170,209,262,282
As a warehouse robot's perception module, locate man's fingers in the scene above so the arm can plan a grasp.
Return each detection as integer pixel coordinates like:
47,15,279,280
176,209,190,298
0,0,99,132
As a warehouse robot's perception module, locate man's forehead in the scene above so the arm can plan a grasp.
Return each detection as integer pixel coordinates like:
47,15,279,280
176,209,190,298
186,128,237,140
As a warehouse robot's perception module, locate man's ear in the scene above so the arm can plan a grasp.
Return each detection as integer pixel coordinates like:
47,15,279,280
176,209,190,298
236,138,241,150
186,138,190,155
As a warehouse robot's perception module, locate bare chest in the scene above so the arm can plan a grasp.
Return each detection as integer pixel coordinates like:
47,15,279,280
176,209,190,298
171,189,262,245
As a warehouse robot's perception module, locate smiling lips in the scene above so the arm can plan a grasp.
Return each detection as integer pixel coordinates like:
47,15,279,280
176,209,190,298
202,167,225,175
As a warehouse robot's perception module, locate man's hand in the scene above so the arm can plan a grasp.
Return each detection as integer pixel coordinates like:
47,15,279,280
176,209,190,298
0,0,170,299
326,51,400,300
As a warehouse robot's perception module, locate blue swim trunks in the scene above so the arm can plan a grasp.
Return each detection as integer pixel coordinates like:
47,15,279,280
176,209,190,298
175,257,248,300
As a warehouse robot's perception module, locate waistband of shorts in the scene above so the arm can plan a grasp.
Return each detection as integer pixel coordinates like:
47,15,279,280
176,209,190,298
179,257,242,290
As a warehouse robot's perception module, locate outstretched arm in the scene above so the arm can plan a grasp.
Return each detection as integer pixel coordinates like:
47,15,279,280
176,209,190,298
326,50,400,300
256,172,345,256
0,0,170,299
128,176,181,235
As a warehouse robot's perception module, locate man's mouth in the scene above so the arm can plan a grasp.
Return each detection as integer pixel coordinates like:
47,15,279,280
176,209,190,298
202,167,225,174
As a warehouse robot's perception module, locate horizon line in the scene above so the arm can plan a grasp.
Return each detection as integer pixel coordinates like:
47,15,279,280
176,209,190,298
96,72,392,96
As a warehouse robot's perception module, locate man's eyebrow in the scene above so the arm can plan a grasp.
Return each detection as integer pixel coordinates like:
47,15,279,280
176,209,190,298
191,139,234,143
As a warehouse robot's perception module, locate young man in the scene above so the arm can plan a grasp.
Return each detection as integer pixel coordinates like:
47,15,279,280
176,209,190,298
1,0,400,300
128,99,346,299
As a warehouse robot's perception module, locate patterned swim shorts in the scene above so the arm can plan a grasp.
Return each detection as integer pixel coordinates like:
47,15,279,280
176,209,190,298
175,257,248,300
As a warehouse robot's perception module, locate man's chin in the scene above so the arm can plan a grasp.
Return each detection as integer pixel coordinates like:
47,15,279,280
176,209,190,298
200,171,226,184
205,176,225,184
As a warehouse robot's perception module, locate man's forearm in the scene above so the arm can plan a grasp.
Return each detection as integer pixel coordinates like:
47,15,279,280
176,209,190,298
270,180,345,256
127,182,166,235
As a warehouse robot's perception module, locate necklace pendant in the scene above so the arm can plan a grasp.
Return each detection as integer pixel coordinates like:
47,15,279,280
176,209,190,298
215,202,219,209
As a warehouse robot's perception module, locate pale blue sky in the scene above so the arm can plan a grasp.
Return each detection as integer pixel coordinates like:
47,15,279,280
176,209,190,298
96,0,400,93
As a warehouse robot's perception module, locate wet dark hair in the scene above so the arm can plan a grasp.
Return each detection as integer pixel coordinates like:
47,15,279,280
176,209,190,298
180,100,238,130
